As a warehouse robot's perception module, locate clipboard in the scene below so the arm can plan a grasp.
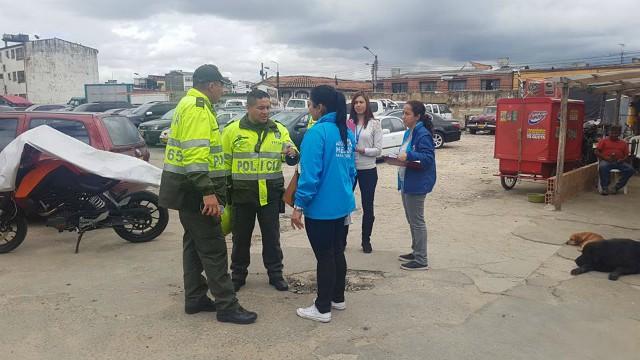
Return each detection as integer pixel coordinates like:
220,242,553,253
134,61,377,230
382,155,423,169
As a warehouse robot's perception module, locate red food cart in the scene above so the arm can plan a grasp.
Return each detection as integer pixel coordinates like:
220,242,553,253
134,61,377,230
494,97,585,190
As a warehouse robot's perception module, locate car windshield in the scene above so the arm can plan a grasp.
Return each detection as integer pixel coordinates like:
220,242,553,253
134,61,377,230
161,109,175,120
102,116,143,146
485,106,497,114
226,101,244,107
287,100,306,109
0,119,18,150
272,111,305,126
438,104,451,113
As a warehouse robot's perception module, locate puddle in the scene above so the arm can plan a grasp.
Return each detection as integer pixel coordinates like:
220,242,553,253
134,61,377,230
286,269,385,294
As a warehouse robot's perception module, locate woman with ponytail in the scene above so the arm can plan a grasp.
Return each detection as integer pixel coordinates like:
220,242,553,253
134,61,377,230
291,85,356,323
396,100,436,271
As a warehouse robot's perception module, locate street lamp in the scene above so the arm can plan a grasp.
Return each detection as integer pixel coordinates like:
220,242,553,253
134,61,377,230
363,46,378,92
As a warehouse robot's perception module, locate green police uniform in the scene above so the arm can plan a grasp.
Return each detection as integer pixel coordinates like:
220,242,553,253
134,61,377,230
159,87,238,311
221,115,299,283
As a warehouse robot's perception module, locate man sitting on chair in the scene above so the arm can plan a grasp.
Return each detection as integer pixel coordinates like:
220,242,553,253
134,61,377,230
595,125,634,195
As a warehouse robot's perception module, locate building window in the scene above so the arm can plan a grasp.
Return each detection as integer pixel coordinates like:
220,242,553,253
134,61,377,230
420,81,437,92
448,80,467,91
10,49,15,59
12,72,17,82
8,72,11,81
17,71,25,83
0,74,3,80
15,47,24,60
6,51,9,59
481,79,500,91
392,82,408,93
184,77,192,82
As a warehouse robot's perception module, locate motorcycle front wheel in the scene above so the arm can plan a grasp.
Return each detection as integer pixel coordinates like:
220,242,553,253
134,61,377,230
113,191,169,243
0,214,27,253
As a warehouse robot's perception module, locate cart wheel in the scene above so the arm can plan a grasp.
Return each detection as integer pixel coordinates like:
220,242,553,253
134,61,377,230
501,176,517,190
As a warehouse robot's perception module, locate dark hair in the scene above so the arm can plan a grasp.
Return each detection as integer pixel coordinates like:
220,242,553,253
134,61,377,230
247,89,270,107
349,91,374,128
311,85,348,147
406,100,434,132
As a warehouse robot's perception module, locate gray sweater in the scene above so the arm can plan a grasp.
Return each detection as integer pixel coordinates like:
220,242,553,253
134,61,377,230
354,118,383,170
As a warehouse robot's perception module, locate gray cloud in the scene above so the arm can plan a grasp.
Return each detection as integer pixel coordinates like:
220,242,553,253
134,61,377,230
2,0,638,82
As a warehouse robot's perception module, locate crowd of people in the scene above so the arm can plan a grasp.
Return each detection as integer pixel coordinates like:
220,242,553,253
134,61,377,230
159,64,437,325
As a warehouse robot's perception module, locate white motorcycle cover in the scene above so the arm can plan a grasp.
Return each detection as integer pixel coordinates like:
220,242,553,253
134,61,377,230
0,125,161,192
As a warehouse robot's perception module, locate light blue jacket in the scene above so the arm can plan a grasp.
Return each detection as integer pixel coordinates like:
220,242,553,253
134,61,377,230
294,112,356,220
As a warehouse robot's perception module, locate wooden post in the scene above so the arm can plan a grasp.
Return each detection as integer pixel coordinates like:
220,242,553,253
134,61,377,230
554,81,570,210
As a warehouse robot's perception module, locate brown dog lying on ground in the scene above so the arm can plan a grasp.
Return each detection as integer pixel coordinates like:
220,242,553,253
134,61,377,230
566,232,605,250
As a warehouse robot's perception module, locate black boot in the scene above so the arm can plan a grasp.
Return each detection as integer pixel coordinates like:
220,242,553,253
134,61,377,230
216,306,258,324
269,277,289,291
362,242,372,253
185,295,216,314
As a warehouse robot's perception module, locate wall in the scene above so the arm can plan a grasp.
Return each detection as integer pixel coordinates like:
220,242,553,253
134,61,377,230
374,90,518,120
0,44,27,97
25,39,99,103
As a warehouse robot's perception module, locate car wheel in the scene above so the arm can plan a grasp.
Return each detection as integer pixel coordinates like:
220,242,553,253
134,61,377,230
433,132,444,149
500,176,517,190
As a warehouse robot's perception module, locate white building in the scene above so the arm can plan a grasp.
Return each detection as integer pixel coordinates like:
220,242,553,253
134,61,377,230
0,37,99,104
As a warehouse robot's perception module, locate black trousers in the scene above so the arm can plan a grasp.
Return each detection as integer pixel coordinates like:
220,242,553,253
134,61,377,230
305,216,348,314
355,168,378,245
231,200,284,281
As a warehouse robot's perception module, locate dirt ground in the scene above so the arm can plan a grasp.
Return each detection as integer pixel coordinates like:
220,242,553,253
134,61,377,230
2,134,639,360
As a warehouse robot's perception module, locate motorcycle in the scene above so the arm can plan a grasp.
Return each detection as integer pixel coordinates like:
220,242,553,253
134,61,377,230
0,158,169,253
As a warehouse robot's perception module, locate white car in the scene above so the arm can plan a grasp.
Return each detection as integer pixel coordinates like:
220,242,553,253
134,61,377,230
377,115,407,157
424,103,453,120
285,98,309,110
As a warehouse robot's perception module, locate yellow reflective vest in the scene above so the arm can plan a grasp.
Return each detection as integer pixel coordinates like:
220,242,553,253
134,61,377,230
159,88,227,210
222,116,298,206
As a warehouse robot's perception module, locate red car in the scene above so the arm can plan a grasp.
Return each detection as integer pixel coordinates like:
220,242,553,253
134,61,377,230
466,106,497,135
0,111,150,161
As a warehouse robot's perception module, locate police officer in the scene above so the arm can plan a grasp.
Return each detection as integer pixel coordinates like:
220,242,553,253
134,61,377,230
159,64,257,325
222,89,299,292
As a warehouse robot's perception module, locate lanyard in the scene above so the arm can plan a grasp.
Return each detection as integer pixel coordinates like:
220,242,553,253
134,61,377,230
356,125,364,146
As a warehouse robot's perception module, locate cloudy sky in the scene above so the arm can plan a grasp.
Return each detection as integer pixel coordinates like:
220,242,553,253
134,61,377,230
1,0,637,83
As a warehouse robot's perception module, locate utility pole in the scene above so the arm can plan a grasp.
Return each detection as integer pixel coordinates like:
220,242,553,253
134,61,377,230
271,60,280,104
260,62,265,80
364,46,378,92
619,43,625,65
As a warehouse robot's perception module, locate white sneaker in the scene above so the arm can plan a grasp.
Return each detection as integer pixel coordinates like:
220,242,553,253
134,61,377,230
314,298,346,311
331,301,346,310
296,304,331,323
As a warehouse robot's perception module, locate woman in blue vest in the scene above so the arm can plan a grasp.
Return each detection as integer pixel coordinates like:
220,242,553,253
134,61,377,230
291,85,356,323
396,100,436,271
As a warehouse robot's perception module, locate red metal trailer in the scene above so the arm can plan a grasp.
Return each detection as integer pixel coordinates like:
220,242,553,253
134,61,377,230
494,97,585,190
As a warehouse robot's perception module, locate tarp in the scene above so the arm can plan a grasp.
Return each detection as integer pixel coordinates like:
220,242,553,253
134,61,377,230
0,126,161,192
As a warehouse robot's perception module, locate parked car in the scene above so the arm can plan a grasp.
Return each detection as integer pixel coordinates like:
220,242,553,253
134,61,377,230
0,95,32,110
424,103,453,120
104,108,135,115
66,97,87,108
0,111,150,161
270,110,313,147
379,115,408,157
466,105,497,134
139,109,175,145
224,99,247,108
285,98,310,111
383,109,461,149
0,105,15,112
125,101,177,127
73,102,133,113
24,104,69,112
156,109,246,146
